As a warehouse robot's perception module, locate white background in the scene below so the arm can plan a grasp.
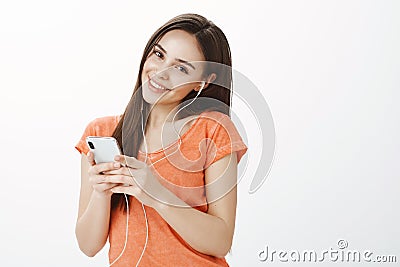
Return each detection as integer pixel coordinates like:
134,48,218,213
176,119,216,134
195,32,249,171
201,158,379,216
0,0,399,266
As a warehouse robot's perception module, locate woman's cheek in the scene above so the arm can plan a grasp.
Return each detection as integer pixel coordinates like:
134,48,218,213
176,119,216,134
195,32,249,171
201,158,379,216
143,58,159,72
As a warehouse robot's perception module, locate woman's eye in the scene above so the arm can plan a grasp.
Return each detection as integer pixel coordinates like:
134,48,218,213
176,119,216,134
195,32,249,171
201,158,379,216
154,50,163,58
176,65,188,74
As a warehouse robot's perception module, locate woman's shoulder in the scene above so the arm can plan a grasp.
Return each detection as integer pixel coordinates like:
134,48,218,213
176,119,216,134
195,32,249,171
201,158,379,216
85,114,122,134
196,110,234,130
189,110,241,140
196,110,245,140
198,110,231,123
90,114,122,124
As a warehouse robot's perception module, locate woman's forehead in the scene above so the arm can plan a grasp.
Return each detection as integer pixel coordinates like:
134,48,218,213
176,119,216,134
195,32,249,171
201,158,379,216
157,30,205,62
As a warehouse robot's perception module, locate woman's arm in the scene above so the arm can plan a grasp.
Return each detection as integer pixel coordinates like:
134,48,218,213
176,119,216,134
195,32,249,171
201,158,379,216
154,152,238,258
75,153,114,257
105,152,239,257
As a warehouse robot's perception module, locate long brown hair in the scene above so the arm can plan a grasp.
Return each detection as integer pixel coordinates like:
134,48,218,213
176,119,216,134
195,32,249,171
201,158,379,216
111,13,233,213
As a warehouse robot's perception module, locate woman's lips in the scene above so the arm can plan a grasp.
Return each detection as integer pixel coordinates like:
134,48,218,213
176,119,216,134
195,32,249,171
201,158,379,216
147,76,170,94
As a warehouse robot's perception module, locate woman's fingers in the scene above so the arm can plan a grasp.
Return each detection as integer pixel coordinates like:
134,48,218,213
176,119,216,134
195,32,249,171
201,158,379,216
89,172,135,186
115,155,146,169
88,161,121,175
102,174,135,185
89,174,126,186
102,166,138,176
86,151,96,166
86,158,127,195
92,182,121,192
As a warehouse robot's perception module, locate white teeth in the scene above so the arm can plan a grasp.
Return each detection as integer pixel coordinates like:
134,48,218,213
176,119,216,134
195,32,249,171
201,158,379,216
149,79,166,90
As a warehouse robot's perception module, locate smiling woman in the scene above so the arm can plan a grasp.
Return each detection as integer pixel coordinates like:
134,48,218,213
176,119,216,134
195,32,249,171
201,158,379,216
141,29,211,105
74,13,248,267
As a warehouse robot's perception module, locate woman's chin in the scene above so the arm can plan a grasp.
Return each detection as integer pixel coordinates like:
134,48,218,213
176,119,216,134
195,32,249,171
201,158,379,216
142,90,167,105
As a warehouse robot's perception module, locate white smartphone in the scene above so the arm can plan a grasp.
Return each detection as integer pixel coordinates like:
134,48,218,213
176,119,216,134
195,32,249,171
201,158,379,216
86,136,122,164
86,136,130,187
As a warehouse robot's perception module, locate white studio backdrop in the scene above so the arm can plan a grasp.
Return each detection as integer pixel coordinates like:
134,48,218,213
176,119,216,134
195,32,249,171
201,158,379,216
0,0,399,266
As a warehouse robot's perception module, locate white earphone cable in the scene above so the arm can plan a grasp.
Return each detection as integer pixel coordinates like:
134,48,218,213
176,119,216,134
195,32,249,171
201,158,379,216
171,81,205,144
109,107,149,267
110,82,205,266
109,193,129,266
133,111,150,267
139,81,206,168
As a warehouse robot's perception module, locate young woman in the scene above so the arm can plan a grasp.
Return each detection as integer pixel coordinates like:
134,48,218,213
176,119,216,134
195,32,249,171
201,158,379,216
74,13,248,267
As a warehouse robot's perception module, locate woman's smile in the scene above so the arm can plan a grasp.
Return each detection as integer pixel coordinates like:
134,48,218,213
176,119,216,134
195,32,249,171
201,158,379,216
147,76,171,94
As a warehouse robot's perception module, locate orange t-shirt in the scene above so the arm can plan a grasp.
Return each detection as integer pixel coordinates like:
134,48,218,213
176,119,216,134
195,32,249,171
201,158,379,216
75,110,248,267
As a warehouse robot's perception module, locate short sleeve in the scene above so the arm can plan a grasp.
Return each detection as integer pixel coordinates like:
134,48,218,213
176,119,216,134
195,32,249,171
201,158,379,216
204,113,248,168
74,119,97,155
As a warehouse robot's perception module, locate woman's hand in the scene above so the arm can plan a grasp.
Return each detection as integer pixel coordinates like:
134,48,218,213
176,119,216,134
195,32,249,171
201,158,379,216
101,155,167,209
86,151,122,198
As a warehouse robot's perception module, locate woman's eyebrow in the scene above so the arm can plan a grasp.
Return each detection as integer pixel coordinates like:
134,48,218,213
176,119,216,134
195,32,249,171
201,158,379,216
154,44,196,70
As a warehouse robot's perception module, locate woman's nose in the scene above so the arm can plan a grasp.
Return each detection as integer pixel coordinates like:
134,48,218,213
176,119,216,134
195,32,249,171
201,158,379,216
156,69,169,80
154,61,172,80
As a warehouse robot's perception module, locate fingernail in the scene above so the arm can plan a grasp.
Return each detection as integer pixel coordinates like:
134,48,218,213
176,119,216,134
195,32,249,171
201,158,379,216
114,162,120,168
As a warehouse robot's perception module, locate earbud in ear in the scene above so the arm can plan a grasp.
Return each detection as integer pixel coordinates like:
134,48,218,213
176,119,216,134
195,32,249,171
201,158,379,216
196,81,206,96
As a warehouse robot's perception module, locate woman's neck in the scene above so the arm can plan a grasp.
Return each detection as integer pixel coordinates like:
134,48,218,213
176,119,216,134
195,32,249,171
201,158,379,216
147,102,179,129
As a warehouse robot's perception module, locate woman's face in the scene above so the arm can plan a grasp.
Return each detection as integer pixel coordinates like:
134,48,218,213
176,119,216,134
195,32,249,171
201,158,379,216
141,29,209,106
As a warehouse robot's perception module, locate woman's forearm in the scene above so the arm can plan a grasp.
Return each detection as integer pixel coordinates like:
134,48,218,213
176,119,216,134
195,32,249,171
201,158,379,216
75,191,112,257
154,189,232,258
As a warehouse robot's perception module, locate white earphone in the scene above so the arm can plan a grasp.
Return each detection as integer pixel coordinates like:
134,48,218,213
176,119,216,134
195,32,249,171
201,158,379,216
196,80,206,96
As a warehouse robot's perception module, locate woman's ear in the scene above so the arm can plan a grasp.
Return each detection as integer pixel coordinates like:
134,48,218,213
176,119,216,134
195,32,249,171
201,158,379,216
194,73,217,92
203,73,217,89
